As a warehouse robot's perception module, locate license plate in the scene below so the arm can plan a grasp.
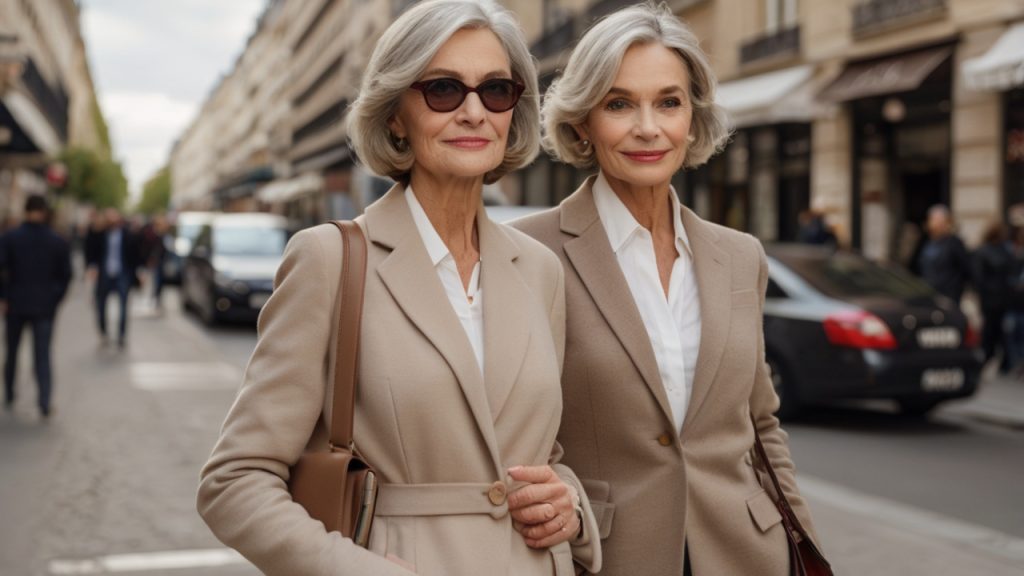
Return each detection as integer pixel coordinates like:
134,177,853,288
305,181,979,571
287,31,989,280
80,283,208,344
921,368,964,392
917,327,961,349
249,292,271,309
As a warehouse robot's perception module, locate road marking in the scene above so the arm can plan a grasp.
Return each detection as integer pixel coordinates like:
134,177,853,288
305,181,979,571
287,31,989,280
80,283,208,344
49,548,246,574
129,362,242,391
799,474,1024,564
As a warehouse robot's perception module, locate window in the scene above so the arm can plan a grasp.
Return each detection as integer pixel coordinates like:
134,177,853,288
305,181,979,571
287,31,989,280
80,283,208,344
765,0,798,33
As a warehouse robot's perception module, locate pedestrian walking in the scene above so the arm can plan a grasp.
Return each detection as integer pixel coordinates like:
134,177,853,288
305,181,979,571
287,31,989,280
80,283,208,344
972,221,1014,370
916,204,971,303
0,195,72,418
797,208,838,247
197,2,600,575
139,215,169,310
85,208,141,348
513,4,821,575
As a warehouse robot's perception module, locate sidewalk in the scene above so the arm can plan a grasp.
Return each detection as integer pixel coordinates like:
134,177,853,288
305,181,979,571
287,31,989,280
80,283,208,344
940,367,1024,430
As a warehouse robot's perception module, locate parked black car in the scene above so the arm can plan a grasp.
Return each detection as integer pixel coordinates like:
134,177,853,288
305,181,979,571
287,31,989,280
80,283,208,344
764,244,983,418
181,213,289,324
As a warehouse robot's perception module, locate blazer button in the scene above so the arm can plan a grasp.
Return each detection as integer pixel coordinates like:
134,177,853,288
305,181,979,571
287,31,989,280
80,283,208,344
488,481,507,505
657,433,674,447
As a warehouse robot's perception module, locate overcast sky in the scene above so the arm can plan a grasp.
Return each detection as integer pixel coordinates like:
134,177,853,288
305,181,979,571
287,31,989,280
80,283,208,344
80,0,266,198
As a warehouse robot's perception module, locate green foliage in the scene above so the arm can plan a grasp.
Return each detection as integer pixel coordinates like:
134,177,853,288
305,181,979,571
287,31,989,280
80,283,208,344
57,146,128,209
136,166,171,215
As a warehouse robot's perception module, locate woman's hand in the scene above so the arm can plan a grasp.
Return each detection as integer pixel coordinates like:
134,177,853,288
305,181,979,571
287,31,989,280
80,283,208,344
507,465,581,548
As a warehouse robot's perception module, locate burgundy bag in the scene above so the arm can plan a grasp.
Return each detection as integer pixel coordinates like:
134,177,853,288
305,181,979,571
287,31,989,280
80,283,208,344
750,415,833,576
288,221,377,546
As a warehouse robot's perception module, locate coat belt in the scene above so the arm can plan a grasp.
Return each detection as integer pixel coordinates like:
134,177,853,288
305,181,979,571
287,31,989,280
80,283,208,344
375,482,511,519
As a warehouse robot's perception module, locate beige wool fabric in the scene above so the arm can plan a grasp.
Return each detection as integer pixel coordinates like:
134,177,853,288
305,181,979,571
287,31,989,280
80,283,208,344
512,177,820,576
198,185,600,576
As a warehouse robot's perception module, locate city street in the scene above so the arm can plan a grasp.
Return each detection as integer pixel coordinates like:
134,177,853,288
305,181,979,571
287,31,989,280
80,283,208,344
1,279,1023,575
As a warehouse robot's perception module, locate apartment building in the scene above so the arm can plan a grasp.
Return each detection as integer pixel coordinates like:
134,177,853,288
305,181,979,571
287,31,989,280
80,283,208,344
0,0,102,223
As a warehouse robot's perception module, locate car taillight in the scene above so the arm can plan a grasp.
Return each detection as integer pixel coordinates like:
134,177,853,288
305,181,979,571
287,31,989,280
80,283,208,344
823,310,897,350
964,324,980,348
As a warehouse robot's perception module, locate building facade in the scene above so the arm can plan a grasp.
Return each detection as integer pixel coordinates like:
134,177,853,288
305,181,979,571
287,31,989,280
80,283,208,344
170,0,1024,263
0,0,102,225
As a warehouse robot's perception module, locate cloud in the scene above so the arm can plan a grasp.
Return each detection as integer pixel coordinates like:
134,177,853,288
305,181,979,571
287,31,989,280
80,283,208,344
80,0,265,197
100,92,196,192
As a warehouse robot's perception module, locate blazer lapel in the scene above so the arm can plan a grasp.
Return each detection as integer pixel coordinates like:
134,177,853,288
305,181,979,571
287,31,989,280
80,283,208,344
680,206,731,438
478,207,531,421
364,185,504,474
560,180,676,429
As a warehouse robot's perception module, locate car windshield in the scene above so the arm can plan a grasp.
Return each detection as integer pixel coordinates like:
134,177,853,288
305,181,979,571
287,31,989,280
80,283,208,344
775,252,936,300
213,227,287,257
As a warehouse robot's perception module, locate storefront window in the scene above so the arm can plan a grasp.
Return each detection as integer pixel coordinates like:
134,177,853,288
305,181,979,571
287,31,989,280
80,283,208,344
1005,88,1024,211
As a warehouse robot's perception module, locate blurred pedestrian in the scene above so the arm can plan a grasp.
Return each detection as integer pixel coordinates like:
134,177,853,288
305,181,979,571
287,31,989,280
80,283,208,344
972,221,1013,369
0,195,72,418
513,4,819,575
797,208,837,247
139,215,169,310
197,2,599,575
85,208,141,348
916,204,971,303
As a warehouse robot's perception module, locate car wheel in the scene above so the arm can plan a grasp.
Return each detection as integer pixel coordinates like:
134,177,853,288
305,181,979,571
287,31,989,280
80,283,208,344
898,398,940,418
767,355,801,419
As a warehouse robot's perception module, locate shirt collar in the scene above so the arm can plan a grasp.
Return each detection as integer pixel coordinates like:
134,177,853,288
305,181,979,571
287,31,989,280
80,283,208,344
405,185,451,267
592,171,692,257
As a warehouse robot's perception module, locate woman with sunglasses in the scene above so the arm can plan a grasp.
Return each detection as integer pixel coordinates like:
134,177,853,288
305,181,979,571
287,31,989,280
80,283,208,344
513,4,821,575
197,1,601,575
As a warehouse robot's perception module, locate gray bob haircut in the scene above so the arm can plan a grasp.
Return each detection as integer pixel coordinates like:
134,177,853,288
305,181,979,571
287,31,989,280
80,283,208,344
542,2,730,169
347,0,540,184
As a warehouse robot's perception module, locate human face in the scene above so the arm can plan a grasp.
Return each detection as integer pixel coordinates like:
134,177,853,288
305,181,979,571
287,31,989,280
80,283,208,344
578,42,693,191
390,28,516,186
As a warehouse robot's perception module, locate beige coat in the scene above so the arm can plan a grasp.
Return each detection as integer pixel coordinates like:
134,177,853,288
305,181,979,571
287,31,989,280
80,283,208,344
197,185,601,576
512,177,820,576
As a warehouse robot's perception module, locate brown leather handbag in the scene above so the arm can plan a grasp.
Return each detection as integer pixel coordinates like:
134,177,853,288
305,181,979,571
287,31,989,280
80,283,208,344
288,221,377,547
750,415,833,576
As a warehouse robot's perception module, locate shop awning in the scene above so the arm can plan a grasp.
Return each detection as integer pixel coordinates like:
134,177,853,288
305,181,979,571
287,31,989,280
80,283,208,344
819,45,952,102
716,65,816,128
963,21,1024,91
258,172,323,204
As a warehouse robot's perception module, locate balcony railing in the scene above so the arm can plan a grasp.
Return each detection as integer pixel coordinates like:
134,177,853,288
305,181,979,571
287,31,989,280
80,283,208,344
853,0,947,37
740,25,800,66
531,18,575,60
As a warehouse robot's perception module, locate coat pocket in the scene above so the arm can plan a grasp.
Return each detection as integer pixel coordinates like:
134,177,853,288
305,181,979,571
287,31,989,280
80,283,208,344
580,478,615,539
746,489,783,533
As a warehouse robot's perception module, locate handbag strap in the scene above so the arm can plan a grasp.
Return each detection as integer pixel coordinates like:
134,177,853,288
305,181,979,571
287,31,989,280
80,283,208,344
748,414,811,539
327,221,368,450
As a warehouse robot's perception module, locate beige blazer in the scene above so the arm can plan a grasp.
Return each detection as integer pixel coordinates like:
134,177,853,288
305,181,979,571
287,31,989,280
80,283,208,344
197,185,601,576
513,177,820,576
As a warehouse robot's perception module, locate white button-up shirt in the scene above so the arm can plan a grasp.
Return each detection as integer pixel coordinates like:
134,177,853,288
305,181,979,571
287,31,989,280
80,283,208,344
593,172,702,432
406,187,484,374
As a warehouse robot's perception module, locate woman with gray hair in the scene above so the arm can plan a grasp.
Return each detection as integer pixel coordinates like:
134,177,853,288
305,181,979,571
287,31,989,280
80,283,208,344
513,3,820,575
197,1,601,574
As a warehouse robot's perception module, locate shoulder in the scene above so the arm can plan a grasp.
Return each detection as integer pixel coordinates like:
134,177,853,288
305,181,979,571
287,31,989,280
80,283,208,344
496,221,562,291
690,213,765,264
508,207,564,251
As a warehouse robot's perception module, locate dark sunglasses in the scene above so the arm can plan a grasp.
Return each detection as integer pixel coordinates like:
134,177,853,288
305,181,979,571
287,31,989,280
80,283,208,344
409,77,525,113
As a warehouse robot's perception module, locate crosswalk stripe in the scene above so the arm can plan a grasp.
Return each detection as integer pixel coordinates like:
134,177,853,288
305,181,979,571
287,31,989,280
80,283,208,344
49,548,246,574
129,362,242,391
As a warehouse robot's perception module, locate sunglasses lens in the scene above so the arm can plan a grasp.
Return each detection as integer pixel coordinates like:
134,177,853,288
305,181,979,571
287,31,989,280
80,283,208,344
478,80,519,112
423,79,465,112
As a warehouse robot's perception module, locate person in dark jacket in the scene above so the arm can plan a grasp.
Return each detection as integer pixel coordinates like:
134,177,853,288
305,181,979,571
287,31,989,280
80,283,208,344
85,208,140,348
0,195,72,417
917,204,971,303
972,221,1014,368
